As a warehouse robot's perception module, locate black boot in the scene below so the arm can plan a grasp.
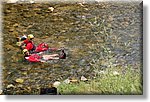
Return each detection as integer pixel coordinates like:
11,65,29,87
59,50,66,59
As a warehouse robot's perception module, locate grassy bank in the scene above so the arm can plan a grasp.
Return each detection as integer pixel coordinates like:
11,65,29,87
58,66,142,95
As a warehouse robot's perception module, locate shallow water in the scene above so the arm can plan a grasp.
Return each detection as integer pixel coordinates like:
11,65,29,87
2,2,142,94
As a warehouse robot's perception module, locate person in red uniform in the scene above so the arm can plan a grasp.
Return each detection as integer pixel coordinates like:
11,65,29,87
34,43,62,53
20,34,62,54
23,34,34,45
20,34,36,53
23,49,66,62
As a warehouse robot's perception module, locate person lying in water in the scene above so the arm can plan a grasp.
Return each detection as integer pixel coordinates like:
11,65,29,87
17,34,62,54
20,34,35,49
16,34,36,53
23,49,66,62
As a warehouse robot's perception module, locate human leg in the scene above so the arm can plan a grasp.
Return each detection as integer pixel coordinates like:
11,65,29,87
42,54,59,60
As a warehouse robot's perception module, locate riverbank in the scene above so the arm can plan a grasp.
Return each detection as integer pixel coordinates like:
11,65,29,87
57,66,142,95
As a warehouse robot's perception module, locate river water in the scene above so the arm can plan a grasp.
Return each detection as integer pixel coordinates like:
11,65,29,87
2,1,142,94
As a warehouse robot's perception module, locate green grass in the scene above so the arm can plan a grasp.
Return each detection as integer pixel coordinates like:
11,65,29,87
58,67,142,95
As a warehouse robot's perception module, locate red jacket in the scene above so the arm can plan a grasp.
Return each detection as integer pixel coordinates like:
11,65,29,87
35,43,49,52
23,39,35,51
25,54,41,62
25,43,34,51
23,39,32,45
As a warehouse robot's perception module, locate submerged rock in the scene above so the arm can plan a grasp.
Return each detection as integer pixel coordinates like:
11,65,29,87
78,3,84,7
17,84,23,88
63,79,70,84
7,84,15,88
81,76,88,81
4,0,19,3
99,70,106,74
48,7,54,12
15,78,24,83
113,71,120,76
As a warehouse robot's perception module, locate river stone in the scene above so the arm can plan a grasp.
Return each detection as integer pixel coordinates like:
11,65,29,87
81,76,88,81
79,59,86,65
7,84,15,88
99,70,105,74
17,84,23,88
15,78,24,83
48,7,54,12
0,90,3,95
63,79,70,84
113,71,120,76
53,81,61,88
5,0,19,3
70,79,78,83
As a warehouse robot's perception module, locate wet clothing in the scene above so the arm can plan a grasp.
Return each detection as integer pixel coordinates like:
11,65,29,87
25,54,42,62
23,39,32,45
35,43,49,53
24,51,66,62
34,43,58,53
24,53,58,62
23,39,36,53
25,43,36,51
20,38,58,53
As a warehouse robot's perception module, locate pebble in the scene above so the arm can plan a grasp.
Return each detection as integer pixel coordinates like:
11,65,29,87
7,84,15,88
53,81,61,88
79,59,86,65
65,39,69,42
99,71,105,74
17,84,23,88
63,79,70,84
81,76,88,81
5,0,19,3
78,3,84,7
9,28,14,32
0,90,3,94
13,23,19,27
70,79,78,83
113,71,120,76
15,78,24,83
48,7,54,12
29,0,34,3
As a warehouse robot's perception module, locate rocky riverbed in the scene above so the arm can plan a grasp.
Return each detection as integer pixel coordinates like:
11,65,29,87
1,1,142,94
